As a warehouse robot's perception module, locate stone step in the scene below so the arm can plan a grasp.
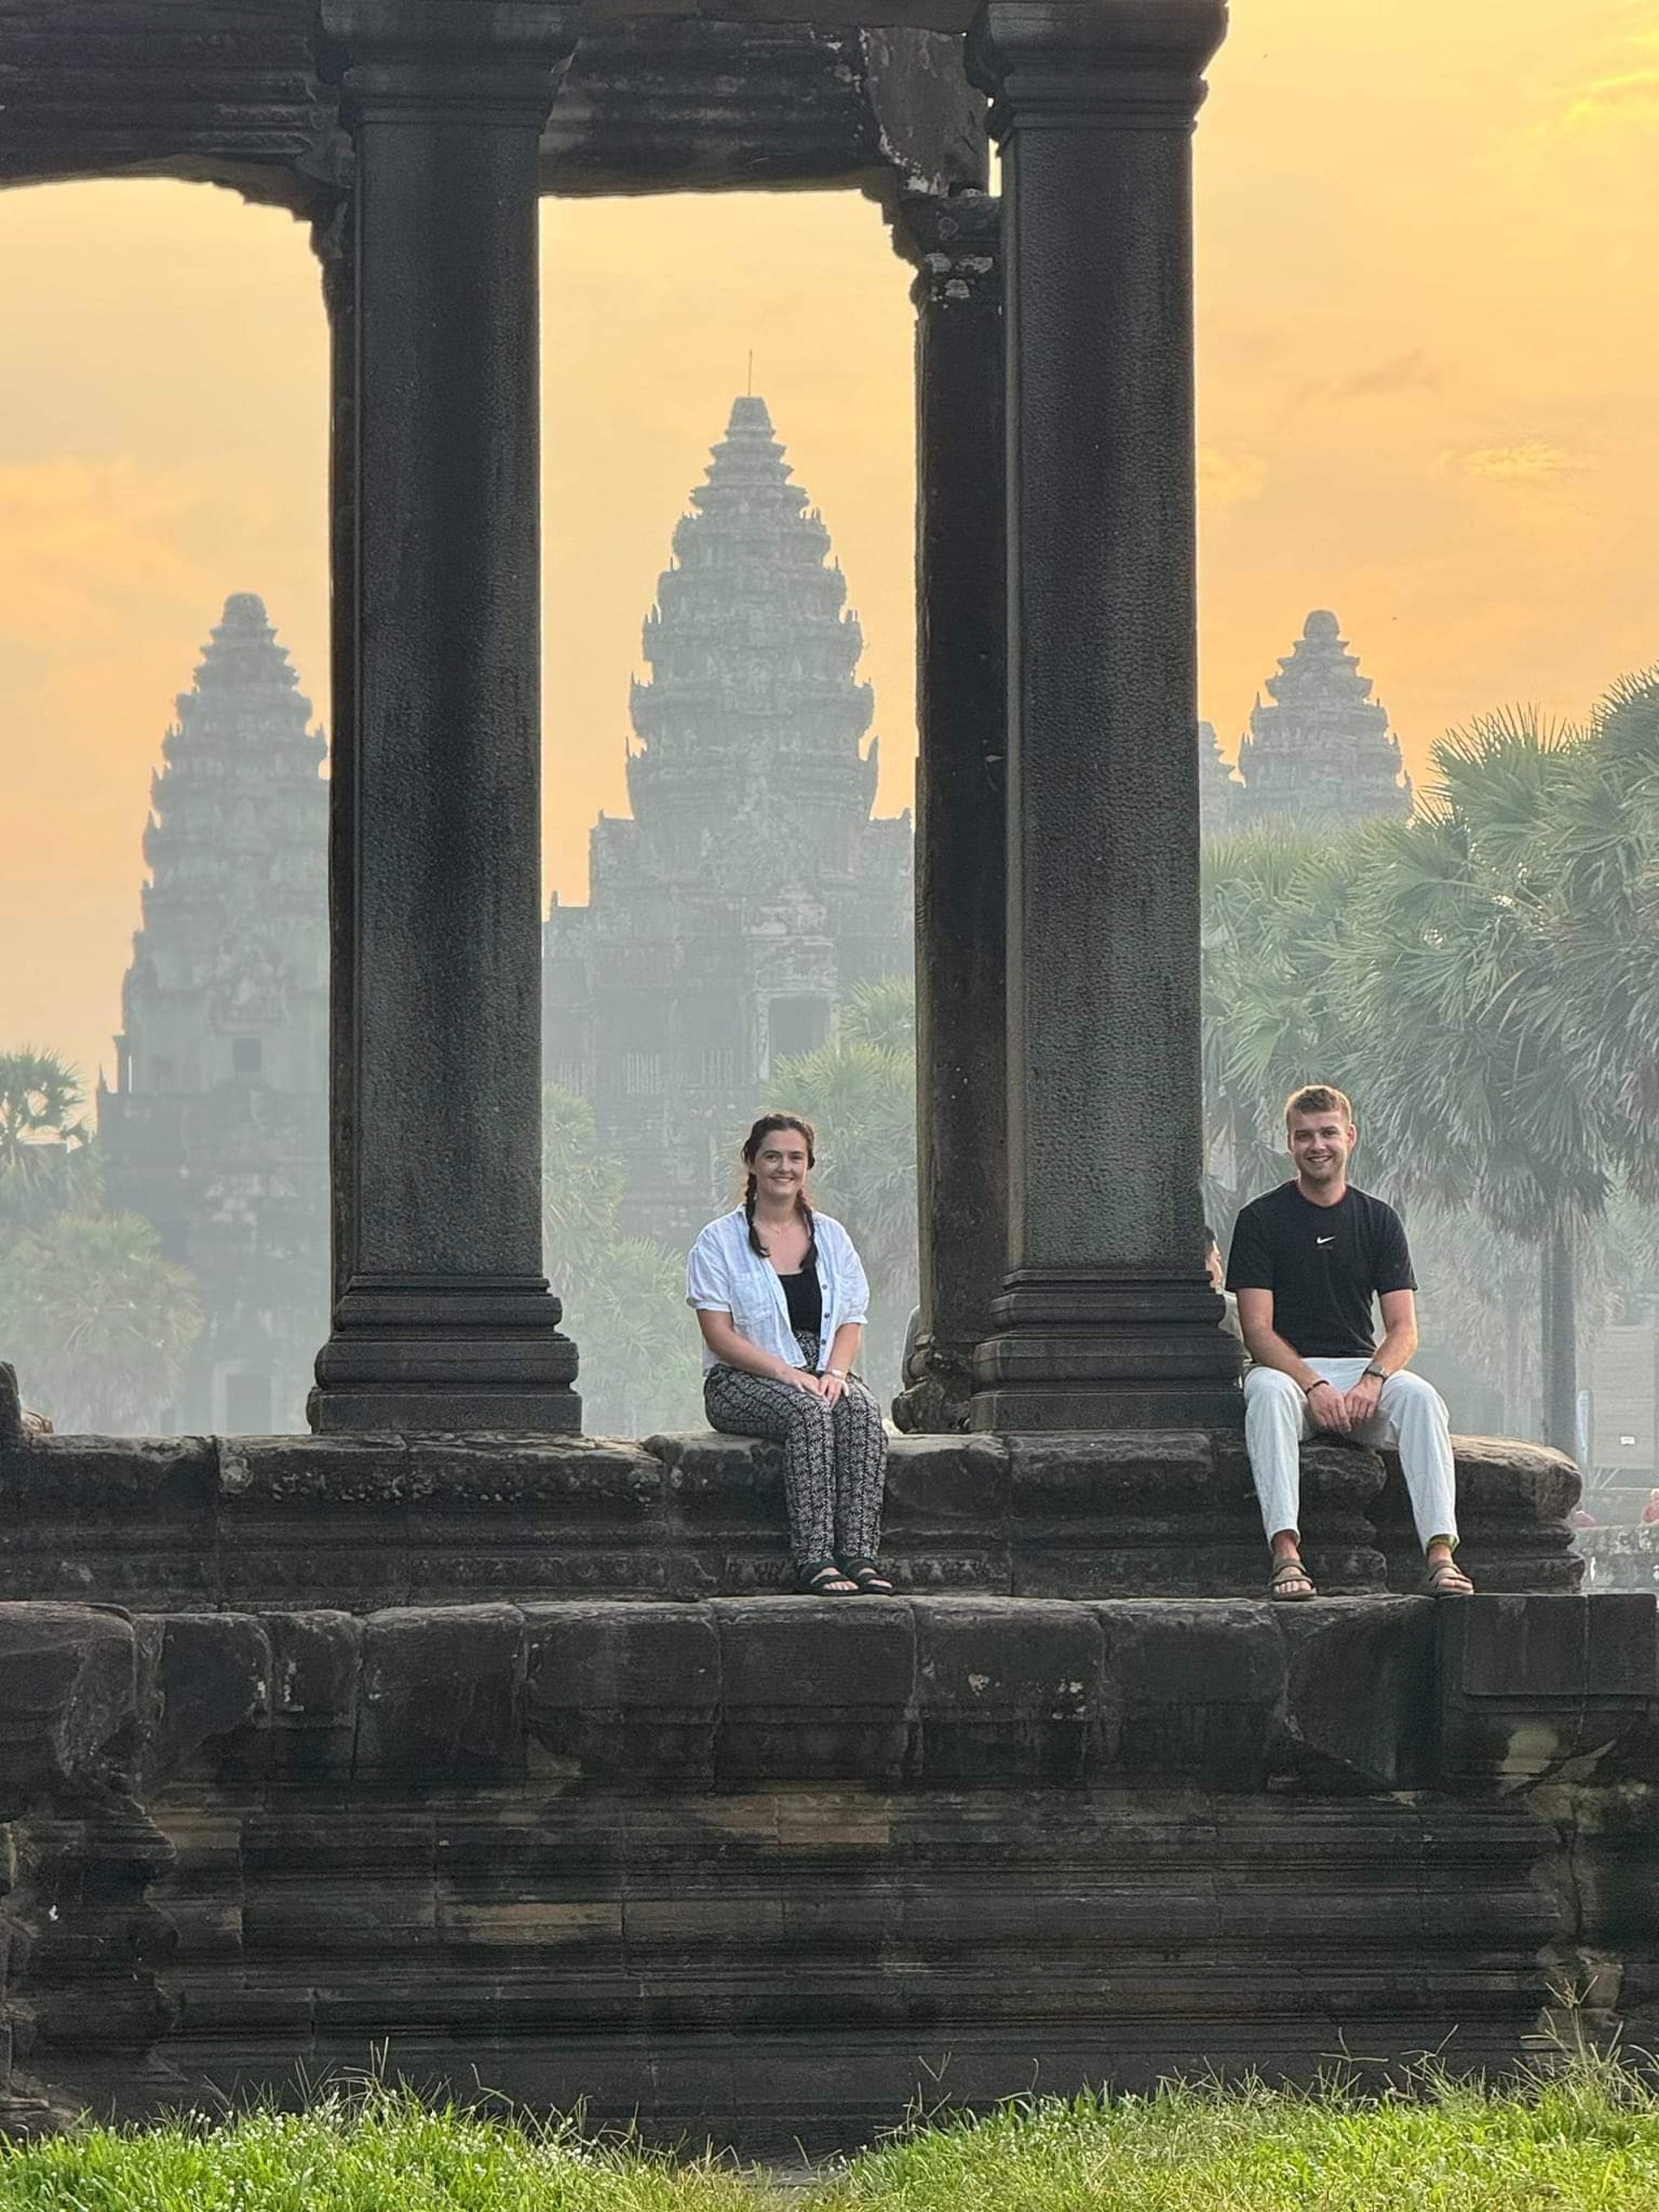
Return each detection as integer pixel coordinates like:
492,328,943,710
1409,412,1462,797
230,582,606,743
0,1391,1582,1610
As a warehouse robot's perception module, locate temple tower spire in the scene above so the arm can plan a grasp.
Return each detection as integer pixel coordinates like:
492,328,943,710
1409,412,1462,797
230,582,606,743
626,393,877,849
1198,719,1242,836
1236,609,1412,825
101,593,328,1431
543,393,911,1253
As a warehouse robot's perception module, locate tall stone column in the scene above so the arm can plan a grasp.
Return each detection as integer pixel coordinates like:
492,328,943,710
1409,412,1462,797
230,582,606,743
966,0,1243,1431
312,196,356,1330
888,190,1007,1436
308,0,581,1433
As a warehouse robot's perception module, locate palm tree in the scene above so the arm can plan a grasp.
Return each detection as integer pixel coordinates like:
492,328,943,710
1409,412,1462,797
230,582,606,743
0,1049,94,1243
773,1016,918,1393
1542,672,1659,1202
539,1084,701,1433
839,974,916,1058
578,1235,703,1439
1200,827,1373,1228
1408,1205,1541,1437
541,1084,626,1297
0,1209,203,1433
1341,710,1607,1456
0,1048,86,1170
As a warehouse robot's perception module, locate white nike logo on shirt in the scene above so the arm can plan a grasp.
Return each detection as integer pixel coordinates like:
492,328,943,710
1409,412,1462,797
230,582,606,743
1316,1235,1336,1245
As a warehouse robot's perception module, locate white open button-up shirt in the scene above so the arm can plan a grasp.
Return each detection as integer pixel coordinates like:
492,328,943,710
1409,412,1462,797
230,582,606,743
685,1206,872,1376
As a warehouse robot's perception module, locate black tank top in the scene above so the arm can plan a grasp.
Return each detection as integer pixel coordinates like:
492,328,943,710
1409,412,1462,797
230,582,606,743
779,1255,823,1337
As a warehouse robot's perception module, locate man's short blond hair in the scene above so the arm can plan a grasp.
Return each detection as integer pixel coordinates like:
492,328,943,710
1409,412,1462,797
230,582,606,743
1284,1083,1354,1130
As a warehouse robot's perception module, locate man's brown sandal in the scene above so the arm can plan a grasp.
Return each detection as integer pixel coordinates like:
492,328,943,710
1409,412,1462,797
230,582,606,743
1424,1558,1474,1597
1268,1556,1316,1601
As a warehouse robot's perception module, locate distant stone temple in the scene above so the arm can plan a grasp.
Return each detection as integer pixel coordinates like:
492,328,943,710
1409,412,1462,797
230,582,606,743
99,595,327,1431
1198,718,1243,836
543,395,912,1244
1230,609,1412,828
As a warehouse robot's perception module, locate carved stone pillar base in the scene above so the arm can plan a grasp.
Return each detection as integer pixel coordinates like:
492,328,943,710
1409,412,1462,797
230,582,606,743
971,1272,1243,1431
892,1333,975,1434
309,1284,580,1434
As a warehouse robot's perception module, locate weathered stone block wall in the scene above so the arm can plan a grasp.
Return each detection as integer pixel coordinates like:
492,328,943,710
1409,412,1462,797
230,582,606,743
0,1592,1652,2153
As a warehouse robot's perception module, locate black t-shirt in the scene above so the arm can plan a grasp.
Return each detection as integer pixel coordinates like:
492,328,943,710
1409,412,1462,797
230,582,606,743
1225,1183,1415,1358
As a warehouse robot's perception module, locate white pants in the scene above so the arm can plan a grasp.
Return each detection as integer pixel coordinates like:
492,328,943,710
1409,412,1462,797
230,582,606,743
1243,1357,1459,1552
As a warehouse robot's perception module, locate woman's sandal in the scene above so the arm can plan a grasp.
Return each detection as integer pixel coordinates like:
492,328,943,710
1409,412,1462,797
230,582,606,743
797,1560,859,1596
841,1559,895,1596
1424,1556,1475,1597
1268,1555,1317,1602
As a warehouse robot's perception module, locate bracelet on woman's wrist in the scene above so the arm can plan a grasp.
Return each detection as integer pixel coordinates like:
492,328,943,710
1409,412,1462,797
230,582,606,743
827,1367,847,1381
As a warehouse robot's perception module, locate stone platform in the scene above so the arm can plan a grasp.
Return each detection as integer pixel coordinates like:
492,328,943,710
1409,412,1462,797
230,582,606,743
0,1378,1649,2156
0,1414,1580,1612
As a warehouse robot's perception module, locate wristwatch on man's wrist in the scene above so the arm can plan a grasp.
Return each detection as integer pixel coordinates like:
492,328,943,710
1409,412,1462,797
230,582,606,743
1363,1364,1387,1382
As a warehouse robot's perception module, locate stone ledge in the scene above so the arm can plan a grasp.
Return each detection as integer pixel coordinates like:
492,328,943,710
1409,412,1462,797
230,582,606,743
0,1592,1648,1804
0,1407,1580,1607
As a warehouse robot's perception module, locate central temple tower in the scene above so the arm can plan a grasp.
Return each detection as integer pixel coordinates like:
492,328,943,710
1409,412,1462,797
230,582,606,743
544,395,911,1243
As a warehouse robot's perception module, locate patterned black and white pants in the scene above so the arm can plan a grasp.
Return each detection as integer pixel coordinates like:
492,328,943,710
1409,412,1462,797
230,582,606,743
704,1330,887,1567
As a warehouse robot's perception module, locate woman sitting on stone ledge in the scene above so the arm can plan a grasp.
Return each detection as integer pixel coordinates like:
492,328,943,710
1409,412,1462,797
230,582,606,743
687,1113,891,1597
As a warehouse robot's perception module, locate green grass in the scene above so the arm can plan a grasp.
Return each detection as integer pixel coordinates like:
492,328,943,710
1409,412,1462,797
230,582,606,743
0,2091,756,2212
2,2056,1658,2210
810,2060,1659,2210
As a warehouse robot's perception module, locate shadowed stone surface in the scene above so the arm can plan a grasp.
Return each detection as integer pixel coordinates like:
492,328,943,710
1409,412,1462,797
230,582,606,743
0,1415,1580,1608
0,1592,1649,2153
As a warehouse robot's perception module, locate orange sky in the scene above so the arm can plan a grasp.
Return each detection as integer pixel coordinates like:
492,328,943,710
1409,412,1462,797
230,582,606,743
2,0,1656,1098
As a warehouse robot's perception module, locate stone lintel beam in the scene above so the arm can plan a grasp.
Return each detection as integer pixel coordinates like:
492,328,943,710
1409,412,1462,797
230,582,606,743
887,188,1006,1434
545,26,986,200
308,0,580,1433
0,7,983,207
965,0,1244,1431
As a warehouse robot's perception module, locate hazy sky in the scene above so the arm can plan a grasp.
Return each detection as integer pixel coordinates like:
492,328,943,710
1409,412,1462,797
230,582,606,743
2,0,1656,1096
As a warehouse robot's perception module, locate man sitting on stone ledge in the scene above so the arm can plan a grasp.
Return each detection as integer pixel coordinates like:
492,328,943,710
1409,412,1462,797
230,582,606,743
1225,1083,1474,1603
